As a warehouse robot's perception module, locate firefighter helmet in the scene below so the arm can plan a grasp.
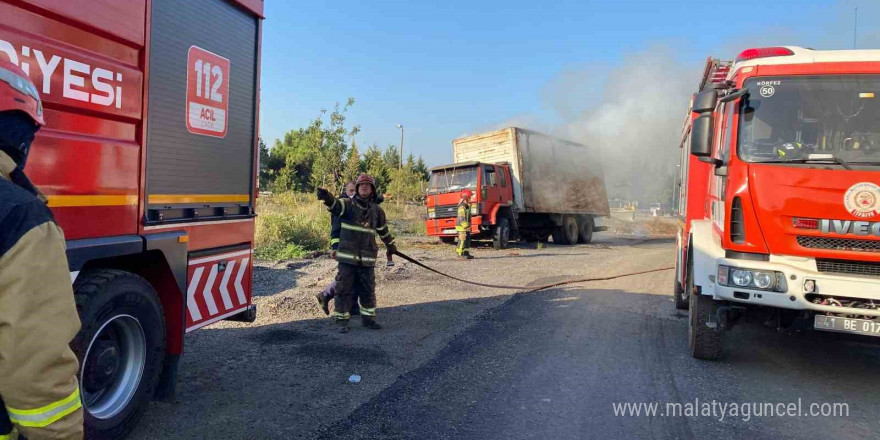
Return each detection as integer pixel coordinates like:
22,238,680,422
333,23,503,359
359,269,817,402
0,59,44,126
460,189,473,199
356,173,376,192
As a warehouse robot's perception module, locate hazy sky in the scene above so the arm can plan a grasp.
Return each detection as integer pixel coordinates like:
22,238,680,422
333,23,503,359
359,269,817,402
259,0,880,167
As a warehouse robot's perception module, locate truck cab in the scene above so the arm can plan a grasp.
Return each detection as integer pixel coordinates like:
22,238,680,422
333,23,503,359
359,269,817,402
425,161,516,249
678,46,880,359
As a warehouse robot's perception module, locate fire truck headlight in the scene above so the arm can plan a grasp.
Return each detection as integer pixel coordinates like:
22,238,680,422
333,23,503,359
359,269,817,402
753,271,774,289
720,265,787,292
731,269,752,287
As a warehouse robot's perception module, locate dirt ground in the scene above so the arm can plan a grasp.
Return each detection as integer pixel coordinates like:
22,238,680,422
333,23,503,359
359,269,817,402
129,234,676,439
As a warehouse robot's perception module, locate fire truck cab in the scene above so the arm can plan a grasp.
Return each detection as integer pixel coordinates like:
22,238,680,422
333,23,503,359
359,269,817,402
677,46,880,359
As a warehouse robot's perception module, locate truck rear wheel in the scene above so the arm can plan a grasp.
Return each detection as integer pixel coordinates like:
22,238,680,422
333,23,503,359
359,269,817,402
577,217,594,244
72,269,166,440
492,218,510,250
687,260,722,360
552,215,579,245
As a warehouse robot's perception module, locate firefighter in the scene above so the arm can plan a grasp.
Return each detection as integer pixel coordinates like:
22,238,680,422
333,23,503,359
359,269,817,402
0,60,84,439
316,174,397,333
456,189,474,259
315,182,357,315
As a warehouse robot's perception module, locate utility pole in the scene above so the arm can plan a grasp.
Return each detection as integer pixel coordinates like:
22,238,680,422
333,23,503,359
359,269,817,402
854,7,858,49
396,124,404,169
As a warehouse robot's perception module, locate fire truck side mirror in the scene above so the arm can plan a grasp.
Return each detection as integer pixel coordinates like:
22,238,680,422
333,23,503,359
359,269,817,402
692,89,718,113
690,113,714,157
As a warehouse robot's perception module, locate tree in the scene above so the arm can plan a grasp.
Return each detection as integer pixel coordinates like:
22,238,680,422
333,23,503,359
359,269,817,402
363,144,390,192
310,99,360,190
342,139,362,186
383,144,401,170
258,138,272,189
414,156,429,181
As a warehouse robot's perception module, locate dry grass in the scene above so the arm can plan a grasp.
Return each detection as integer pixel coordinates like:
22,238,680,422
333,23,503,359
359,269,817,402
254,193,426,260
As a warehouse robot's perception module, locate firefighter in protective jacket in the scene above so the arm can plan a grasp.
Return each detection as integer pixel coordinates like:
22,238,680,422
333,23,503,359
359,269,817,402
0,60,84,440
456,189,474,259
317,174,397,333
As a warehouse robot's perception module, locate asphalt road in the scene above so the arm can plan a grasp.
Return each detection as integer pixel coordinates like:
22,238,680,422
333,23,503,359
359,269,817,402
130,236,880,439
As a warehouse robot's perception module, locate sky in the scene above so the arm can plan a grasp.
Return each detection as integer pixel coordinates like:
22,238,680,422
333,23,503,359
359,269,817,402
259,0,880,168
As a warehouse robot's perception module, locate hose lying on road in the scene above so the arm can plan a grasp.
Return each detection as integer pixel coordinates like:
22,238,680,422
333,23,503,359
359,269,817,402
392,251,674,293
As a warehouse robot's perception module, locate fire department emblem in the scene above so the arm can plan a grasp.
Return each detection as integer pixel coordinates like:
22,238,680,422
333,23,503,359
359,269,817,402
844,182,880,218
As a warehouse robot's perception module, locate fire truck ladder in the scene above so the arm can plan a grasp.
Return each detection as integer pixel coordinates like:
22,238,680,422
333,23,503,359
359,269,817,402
698,58,733,91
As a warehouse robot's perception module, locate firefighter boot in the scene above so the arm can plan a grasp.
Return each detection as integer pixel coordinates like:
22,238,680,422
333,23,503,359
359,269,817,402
336,319,350,333
315,292,330,315
362,316,382,330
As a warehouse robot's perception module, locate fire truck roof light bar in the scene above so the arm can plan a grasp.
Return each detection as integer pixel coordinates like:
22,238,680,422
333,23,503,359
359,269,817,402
735,47,795,63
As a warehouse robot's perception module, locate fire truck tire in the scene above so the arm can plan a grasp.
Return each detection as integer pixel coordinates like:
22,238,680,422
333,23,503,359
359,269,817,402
577,217,593,244
72,269,166,440
492,218,510,250
440,236,456,244
687,261,722,360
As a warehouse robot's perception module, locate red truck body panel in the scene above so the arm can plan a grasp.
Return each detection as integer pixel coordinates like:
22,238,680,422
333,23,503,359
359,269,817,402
1,0,262,338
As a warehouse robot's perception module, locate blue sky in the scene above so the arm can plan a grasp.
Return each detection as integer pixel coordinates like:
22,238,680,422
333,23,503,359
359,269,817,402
259,0,879,167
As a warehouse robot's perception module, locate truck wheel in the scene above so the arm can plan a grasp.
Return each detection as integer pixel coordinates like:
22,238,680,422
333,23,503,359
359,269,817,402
72,269,166,440
493,218,510,250
687,261,722,360
440,237,456,244
552,215,579,245
578,217,594,244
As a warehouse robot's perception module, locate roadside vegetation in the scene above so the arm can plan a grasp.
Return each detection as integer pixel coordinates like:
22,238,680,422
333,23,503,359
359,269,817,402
255,99,428,260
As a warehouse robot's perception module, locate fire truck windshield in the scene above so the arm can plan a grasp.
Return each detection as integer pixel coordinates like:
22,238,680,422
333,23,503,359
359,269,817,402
427,166,478,194
738,75,880,165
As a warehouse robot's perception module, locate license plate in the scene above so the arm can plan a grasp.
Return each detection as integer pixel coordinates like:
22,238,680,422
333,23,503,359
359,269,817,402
814,315,880,337
443,229,457,234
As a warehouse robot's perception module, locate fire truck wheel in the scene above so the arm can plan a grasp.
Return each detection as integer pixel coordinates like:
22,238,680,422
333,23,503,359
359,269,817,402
72,269,166,440
577,217,593,244
492,217,510,250
687,261,722,360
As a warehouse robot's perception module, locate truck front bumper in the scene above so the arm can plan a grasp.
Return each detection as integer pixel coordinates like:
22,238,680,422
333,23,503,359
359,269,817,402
712,254,880,318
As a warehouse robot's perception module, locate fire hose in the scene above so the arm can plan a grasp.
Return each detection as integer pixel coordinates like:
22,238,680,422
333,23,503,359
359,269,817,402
392,251,674,293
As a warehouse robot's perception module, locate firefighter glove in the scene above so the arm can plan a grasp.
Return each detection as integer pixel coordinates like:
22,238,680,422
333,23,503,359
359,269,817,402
316,187,333,205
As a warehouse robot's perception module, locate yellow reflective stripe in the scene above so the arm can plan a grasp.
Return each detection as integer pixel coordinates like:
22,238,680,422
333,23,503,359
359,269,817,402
333,311,351,319
360,307,376,316
341,223,376,235
340,199,347,216
7,386,82,428
0,433,10,440
330,238,340,245
328,198,338,211
378,231,391,239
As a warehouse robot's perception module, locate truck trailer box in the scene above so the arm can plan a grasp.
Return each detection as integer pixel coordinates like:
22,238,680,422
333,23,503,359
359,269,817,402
453,127,610,217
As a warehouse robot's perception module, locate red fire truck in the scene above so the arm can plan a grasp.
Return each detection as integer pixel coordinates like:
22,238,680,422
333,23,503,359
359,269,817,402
677,46,880,360
2,0,262,437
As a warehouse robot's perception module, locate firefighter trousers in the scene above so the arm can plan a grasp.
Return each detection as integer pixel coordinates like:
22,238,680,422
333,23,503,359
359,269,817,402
333,263,376,321
457,231,471,256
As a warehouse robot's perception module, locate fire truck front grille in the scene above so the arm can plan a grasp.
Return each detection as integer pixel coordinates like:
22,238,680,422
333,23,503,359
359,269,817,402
797,236,880,254
433,205,458,219
816,259,880,278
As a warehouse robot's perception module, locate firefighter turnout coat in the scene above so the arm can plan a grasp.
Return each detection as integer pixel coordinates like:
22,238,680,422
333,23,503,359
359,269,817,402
0,151,83,440
323,195,396,267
